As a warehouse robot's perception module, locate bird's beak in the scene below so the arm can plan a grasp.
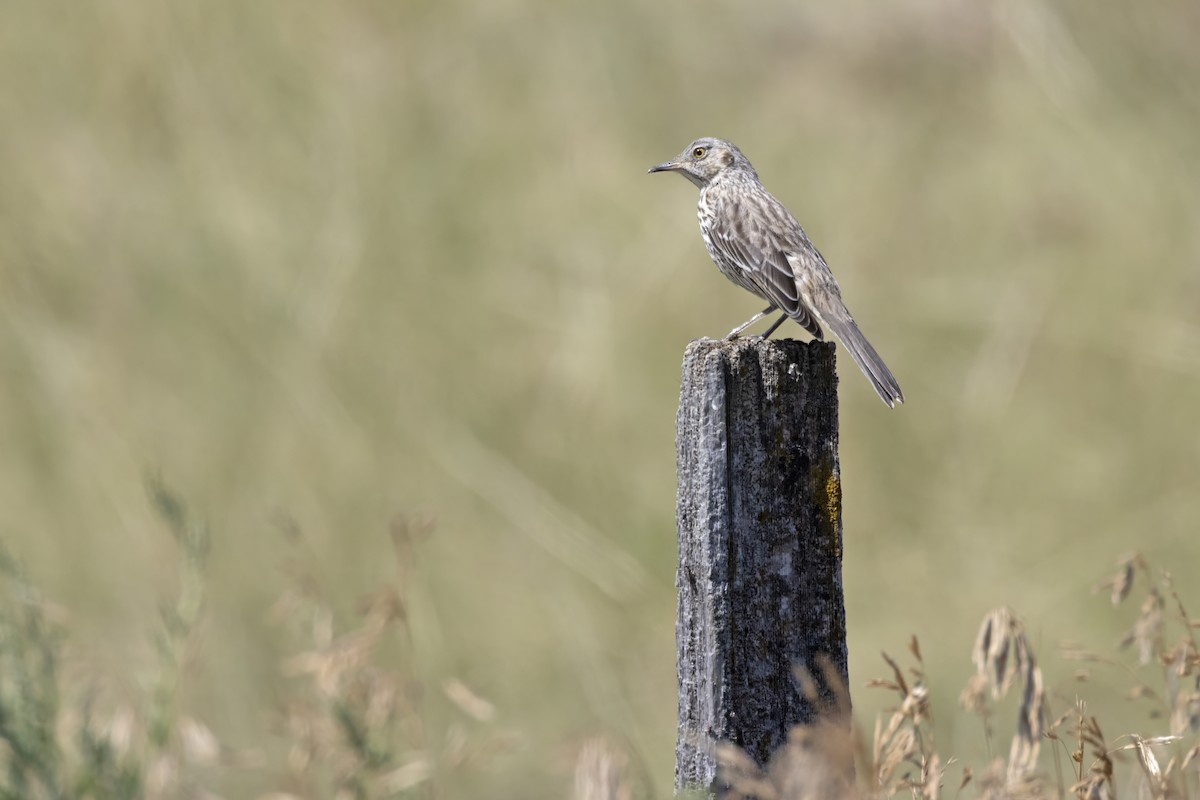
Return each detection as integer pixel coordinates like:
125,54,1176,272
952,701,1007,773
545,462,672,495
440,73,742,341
648,160,680,174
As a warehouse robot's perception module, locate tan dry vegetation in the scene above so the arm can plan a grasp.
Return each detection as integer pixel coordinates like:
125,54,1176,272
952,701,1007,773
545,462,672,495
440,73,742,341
0,0,1198,796
706,557,1199,800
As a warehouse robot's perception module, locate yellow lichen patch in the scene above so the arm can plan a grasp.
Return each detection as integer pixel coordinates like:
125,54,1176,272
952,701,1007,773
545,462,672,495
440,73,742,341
824,472,842,538
811,456,842,560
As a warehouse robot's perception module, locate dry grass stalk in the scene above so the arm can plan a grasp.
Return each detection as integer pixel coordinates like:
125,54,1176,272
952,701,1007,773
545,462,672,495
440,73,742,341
963,608,1047,789
715,720,859,800
1093,554,1144,607
768,724,858,800
715,657,859,800
1089,554,1200,798
1106,733,1182,800
972,608,1031,701
862,638,944,799
271,515,513,799
1008,648,1046,786
717,741,782,800
1067,712,1114,800
572,736,634,800
1120,590,1165,667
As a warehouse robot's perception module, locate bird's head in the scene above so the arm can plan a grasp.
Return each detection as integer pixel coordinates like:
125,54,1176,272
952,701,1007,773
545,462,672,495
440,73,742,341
648,137,754,188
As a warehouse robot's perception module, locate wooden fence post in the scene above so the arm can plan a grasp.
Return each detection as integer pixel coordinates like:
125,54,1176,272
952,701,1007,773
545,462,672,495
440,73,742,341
675,337,849,794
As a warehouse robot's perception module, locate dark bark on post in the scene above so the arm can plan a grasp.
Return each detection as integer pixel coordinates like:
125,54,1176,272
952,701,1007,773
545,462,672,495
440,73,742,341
675,337,848,794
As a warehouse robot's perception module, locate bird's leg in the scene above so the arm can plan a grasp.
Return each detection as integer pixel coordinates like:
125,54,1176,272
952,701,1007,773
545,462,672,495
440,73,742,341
724,305,776,340
759,313,789,340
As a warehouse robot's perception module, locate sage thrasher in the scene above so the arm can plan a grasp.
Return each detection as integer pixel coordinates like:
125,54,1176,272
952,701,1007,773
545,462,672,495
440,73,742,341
649,137,904,408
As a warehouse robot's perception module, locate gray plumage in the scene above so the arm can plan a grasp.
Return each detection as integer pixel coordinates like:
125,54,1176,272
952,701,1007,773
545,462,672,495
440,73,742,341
649,137,904,408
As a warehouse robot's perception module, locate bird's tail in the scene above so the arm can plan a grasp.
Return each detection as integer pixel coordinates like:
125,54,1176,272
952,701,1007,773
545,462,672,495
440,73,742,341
821,311,904,408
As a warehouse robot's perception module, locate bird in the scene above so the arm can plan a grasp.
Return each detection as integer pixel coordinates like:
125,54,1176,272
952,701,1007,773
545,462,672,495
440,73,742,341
649,137,904,408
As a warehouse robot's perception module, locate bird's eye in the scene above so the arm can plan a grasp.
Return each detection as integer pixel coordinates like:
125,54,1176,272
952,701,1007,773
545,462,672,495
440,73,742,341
692,147,706,158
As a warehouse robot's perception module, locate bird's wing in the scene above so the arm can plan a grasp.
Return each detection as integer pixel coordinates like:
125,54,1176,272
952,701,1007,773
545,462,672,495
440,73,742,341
784,248,904,407
708,198,823,340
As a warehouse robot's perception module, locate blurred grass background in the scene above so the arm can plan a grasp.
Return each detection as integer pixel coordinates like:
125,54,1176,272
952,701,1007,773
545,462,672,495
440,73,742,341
1,0,1198,796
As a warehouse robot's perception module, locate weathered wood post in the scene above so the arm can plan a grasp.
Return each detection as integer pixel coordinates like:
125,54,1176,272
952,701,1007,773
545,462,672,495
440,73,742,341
675,337,848,794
